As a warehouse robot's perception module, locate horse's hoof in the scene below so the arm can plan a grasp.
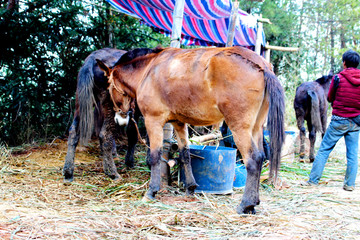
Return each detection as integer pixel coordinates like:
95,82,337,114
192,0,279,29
236,204,256,215
63,177,73,185
143,190,157,201
125,159,135,168
309,158,314,163
186,183,199,196
108,173,121,181
142,195,155,202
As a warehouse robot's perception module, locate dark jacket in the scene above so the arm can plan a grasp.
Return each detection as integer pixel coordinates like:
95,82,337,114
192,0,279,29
328,67,360,117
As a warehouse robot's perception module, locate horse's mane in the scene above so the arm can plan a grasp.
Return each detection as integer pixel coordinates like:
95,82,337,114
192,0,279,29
315,74,332,85
114,47,164,66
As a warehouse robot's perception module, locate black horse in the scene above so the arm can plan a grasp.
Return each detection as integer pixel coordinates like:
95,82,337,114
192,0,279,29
294,74,333,162
63,48,141,182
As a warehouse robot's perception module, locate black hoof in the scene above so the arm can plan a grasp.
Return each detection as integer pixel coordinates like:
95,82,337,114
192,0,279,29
309,158,314,163
63,177,73,185
125,158,135,168
236,204,256,215
107,173,121,181
185,183,199,196
63,171,74,183
145,189,157,200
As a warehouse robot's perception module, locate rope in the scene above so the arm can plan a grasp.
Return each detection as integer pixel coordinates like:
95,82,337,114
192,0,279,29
131,117,149,149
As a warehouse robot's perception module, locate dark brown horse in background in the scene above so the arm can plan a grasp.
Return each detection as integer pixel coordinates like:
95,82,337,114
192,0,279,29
63,48,141,182
293,74,333,162
97,46,285,214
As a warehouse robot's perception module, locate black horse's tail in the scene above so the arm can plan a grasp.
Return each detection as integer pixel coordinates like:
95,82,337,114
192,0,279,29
307,90,323,133
264,69,285,182
77,55,97,146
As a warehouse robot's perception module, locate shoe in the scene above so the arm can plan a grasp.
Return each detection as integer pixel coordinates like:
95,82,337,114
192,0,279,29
300,181,316,186
343,185,355,191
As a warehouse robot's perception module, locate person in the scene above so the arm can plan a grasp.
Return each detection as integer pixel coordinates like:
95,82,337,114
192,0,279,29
301,49,360,191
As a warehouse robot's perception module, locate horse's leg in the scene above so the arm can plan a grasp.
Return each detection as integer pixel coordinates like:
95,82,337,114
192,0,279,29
95,102,118,158
231,127,264,214
296,110,306,160
99,111,121,180
144,117,165,200
172,122,198,195
125,110,139,168
63,114,80,182
307,122,316,163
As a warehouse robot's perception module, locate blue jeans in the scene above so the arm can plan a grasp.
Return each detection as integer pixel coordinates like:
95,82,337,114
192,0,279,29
308,119,360,187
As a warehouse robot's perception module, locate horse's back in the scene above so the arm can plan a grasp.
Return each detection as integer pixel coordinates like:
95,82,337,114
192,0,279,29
87,48,126,89
294,81,326,111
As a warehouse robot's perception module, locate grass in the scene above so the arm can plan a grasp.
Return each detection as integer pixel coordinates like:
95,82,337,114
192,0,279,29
0,138,359,239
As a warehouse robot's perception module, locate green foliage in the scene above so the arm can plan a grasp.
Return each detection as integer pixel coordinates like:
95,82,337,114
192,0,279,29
0,0,167,146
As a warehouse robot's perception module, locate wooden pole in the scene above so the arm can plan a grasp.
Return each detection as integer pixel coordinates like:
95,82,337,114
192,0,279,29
170,0,185,48
161,0,186,189
226,1,239,47
265,45,299,52
255,15,263,55
265,48,271,63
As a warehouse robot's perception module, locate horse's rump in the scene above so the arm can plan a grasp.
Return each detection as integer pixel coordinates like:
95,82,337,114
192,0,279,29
307,89,323,133
77,48,126,145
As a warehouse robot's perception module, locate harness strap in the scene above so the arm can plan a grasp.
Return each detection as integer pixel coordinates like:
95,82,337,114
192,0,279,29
108,77,126,114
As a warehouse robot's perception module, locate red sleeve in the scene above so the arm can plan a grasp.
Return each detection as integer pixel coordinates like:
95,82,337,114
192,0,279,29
327,76,336,102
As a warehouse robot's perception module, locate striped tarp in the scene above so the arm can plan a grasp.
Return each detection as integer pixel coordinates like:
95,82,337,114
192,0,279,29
106,0,265,48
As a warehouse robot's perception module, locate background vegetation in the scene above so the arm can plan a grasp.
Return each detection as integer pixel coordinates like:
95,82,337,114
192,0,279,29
1,0,360,146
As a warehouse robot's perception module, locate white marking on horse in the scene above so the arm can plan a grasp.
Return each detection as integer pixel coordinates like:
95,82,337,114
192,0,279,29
114,112,129,126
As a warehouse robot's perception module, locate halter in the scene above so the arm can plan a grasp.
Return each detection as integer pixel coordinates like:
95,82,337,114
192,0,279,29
108,76,127,116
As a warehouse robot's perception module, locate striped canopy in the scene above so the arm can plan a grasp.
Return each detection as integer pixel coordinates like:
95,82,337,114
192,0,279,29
106,0,265,48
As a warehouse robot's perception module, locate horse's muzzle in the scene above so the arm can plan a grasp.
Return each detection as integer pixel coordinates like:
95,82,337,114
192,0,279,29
114,111,130,126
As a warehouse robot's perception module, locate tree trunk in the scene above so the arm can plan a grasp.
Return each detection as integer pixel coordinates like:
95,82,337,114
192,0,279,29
313,3,320,72
340,25,346,49
330,21,335,72
105,4,114,48
7,0,18,11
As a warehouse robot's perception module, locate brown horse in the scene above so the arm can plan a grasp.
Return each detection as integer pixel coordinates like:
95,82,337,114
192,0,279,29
97,46,285,214
293,74,333,162
63,48,141,183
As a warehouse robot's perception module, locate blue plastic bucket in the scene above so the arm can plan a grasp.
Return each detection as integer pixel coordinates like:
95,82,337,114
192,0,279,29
189,145,236,194
233,164,247,188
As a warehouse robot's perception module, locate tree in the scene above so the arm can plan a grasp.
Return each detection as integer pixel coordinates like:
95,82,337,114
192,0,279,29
0,0,167,146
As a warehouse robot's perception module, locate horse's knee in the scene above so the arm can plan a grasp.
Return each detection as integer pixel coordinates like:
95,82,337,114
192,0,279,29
246,151,263,174
300,127,306,134
246,163,257,177
309,131,316,141
179,147,190,164
147,148,162,167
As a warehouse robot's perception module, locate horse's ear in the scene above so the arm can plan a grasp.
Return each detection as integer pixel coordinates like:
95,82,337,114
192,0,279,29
96,59,111,77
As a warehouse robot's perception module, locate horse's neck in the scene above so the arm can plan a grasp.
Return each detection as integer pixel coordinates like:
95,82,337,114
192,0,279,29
321,81,331,98
121,58,155,97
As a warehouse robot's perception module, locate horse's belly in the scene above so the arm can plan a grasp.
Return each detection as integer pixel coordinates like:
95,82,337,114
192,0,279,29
171,105,224,126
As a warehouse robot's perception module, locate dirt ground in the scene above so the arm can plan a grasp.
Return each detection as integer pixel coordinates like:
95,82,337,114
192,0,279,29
0,134,359,239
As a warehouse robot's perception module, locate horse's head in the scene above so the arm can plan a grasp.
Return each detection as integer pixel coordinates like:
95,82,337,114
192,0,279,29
96,59,133,125
315,73,334,99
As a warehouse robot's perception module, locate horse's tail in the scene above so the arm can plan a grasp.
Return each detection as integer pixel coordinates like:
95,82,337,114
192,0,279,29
307,90,323,133
264,69,285,182
77,55,97,146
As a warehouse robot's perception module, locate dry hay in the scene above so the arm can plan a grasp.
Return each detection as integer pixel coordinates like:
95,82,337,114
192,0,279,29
0,138,359,240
